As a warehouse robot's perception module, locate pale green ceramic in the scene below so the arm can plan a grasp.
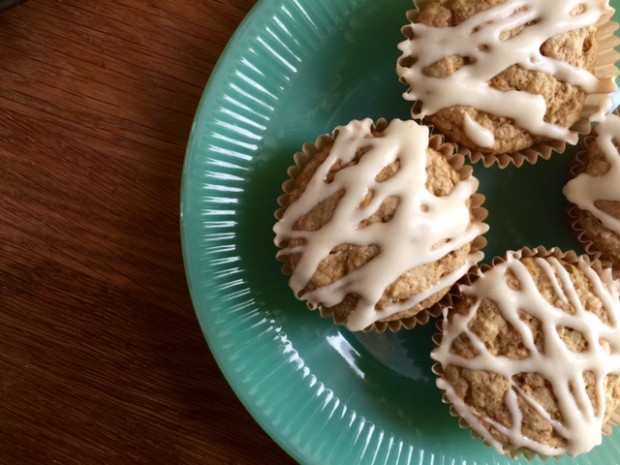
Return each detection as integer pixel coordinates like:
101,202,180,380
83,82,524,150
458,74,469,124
180,1,620,464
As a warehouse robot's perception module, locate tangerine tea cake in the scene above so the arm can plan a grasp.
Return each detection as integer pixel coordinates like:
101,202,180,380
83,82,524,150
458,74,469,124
397,0,619,167
564,111,620,272
432,248,620,459
273,119,488,332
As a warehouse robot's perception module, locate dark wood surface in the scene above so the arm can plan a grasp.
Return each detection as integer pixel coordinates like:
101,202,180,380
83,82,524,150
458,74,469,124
0,1,296,463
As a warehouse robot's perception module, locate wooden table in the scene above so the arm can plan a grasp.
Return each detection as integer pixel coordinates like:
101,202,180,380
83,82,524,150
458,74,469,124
0,1,295,463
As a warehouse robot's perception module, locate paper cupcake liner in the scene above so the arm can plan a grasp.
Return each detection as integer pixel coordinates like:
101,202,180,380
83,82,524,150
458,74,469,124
274,118,488,333
432,246,617,459
467,139,567,170
397,2,620,169
565,124,620,276
565,135,609,264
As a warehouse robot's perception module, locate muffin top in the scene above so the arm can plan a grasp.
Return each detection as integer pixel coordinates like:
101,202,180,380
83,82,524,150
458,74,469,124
397,0,616,154
273,119,487,331
432,249,620,457
564,112,620,237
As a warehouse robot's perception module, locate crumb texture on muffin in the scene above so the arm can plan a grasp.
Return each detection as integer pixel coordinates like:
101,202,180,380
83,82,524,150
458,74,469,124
432,250,620,457
564,112,620,268
273,119,487,331
397,0,616,153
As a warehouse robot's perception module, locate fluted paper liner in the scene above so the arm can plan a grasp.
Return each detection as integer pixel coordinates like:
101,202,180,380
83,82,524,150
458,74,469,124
274,118,488,333
432,246,620,460
397,2,620,169
565,120,620,276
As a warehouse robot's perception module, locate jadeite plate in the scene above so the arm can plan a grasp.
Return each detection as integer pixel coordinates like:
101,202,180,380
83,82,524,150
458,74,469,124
181,1,620,464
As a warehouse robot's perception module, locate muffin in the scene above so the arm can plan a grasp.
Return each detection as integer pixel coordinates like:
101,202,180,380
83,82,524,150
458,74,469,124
564,111,620,273
432,247,620,459
273,118,488,332
397,0,620,167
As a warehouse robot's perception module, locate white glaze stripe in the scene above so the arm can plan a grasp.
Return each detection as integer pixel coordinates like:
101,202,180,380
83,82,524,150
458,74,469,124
432,252,620,456
564,113,620,232
397,0,615,146
274,119,487,331
463,114,495,148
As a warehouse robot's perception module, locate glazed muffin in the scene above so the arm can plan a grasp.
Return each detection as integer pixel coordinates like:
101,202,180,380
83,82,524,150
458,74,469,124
564,111,620,273
397,0,619,167
273,119,488,332
432,247,620,458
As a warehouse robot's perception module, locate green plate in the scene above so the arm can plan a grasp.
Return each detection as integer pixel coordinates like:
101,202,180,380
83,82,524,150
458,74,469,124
180,1,620,464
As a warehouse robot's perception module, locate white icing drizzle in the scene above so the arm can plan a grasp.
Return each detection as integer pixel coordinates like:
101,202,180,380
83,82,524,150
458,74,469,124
563,113,620,233
397,0,615,146
432,251,620,456
464,113,495,148
274,119,487,331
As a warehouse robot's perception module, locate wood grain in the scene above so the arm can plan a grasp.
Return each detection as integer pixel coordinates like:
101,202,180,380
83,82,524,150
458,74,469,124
0,1,296,463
